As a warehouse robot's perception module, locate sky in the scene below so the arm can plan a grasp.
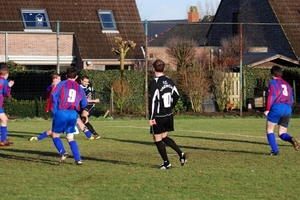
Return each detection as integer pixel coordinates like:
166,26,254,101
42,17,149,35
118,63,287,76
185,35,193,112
136,0,221,21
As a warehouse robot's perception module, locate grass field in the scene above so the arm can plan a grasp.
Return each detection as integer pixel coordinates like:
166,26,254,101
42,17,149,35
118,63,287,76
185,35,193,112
1,116,300,200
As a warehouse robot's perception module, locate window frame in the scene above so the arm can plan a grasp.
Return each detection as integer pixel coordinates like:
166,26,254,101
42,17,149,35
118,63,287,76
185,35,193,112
20,8,51,29
97,10,118,30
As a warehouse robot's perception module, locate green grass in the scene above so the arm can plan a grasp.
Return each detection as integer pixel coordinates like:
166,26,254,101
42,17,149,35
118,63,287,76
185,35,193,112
1,117,300,200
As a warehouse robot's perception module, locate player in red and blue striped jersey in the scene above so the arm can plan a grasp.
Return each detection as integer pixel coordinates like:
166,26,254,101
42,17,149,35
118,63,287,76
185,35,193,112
0,65,14,147
264,65,299,155
50,67,88,165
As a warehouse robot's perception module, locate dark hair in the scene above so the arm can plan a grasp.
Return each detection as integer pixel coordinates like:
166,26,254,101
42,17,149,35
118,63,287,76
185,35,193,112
270,65,282,78
152,59,165,72
0,66,9,76
51,72,60,79
81,75,89,80
66,67,78,79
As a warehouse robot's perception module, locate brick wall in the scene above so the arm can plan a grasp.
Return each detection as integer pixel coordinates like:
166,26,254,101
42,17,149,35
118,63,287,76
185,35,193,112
0,32,74,64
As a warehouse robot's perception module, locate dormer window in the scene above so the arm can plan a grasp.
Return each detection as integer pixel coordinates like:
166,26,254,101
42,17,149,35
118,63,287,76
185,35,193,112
98,10,119,33
21,9,51,31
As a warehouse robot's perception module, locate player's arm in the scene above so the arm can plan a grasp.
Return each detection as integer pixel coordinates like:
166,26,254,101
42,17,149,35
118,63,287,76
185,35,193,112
265,84,275,111
3,80,12,97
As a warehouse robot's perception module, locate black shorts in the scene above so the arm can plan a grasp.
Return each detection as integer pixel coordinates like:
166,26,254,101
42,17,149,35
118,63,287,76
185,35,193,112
150,114,174,134
80,104,95,116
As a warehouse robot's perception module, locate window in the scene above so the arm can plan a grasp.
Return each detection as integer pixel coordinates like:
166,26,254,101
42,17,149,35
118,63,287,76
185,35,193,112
98,10,118,31
20,9,51,29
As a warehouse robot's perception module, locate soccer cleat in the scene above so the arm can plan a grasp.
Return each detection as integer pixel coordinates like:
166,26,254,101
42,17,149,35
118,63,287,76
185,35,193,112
269,151,279,156
93,133,100,140
180,152,187,166
75,160,83,165
59,152,69,164
289,137,299,151
88,135,95,140
0,139,14,147
28,136,38,141
159,163,172,170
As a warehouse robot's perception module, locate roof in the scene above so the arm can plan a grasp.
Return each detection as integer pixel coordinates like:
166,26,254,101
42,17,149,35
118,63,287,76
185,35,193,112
0,0,145,60
268,0,300,60
146,19,187,40
148,15,214,47
208,0,300,61
242,52,299,67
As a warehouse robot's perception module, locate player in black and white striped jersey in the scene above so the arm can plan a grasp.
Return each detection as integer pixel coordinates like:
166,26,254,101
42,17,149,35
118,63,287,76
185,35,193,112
148,59,187,169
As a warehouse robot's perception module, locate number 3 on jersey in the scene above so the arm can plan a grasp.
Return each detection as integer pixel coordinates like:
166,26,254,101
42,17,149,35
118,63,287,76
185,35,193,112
68,89,77,102
281,84,288,96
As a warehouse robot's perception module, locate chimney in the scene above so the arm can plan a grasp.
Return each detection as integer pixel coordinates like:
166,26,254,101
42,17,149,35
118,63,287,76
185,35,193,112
188,6,199,23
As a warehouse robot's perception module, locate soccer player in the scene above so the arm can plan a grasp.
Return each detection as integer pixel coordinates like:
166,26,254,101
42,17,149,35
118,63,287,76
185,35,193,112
29,73,93,141
50,67,88,165
264,65,299,155
79,75,100,140
0,65,14,146
148,59,187,169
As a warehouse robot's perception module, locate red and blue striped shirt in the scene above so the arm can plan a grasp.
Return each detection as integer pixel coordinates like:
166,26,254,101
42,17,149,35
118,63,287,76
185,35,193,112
266,78,293,111
0,76,11,108
50,79,88,113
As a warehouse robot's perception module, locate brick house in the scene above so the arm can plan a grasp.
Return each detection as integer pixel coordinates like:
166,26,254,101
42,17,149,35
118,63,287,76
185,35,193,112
207,0,300,67
0,0,145,71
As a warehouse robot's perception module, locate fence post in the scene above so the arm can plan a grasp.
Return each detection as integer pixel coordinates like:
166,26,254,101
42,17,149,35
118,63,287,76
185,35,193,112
56,21,60,74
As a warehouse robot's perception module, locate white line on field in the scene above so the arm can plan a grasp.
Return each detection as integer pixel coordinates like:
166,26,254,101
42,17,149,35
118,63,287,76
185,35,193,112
107,125,267,140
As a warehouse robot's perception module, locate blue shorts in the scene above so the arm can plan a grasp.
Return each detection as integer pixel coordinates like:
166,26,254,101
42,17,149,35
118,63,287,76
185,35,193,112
52,110,78,134
267,103,292,128
0,108,4,114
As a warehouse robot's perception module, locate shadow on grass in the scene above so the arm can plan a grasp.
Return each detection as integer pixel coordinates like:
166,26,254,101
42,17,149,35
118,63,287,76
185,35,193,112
7,131,43,139
172,134,289,147
0,147,138,166
106,137,270,155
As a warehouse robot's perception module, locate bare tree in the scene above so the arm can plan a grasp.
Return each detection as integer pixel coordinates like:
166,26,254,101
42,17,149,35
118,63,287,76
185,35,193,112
165,37,210,112
165,37,198,70
111,37,136,78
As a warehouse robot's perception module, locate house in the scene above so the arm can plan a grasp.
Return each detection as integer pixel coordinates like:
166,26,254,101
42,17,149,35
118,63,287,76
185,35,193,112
207,0,300,67
147,7,214,69
0,0,145,71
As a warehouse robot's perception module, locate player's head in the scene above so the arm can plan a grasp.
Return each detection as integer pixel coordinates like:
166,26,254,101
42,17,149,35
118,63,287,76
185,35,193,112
51,72,61,85
270,65,282,78
66,67,78,79
81,75,90,87
0,66,10,79
152,59,165,73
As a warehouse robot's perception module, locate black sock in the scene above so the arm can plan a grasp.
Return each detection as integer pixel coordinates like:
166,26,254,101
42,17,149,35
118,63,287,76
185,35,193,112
162,136,182,157
155,141,169,164
85,122,96,134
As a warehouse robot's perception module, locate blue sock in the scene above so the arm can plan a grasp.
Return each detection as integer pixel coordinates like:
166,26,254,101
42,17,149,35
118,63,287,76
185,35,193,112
69,140,81,161
1,126,7,142
84,130,92,138
37,131,49,141
52,137,66,155
279,133,292,141
267,133,279,153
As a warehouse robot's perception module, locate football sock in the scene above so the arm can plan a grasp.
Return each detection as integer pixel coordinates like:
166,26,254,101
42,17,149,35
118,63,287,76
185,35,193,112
53,137,66,155
1,126,7,142
267,133,279,153
69,140,81,161
82,126,92,138
37,131,49,140
85,122,96,134
162,136,182,156
279,133,292,141
155,141,169,164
